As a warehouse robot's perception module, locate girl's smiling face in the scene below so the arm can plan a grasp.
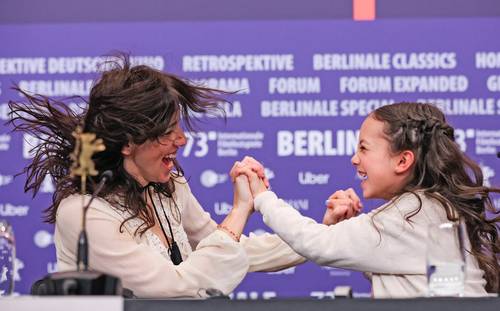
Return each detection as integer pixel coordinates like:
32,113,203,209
351,115,412,200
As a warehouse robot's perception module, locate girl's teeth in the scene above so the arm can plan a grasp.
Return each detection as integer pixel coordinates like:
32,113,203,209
357,172,368,180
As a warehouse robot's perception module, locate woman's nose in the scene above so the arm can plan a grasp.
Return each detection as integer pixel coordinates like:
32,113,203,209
175,129,187,147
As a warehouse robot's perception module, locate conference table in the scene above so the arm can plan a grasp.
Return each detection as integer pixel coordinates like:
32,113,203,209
3,296,500,311
126,297,500,311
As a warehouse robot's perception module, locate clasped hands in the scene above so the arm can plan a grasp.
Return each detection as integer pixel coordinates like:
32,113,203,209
230,156,362,225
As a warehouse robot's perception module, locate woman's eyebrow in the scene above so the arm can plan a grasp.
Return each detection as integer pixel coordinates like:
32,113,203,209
165,120,179,130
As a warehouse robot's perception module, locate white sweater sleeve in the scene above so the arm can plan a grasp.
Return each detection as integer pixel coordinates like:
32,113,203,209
54,195,249,298
254,191,428,274
240,232,306,272
176,181,218,250
176,179,305,273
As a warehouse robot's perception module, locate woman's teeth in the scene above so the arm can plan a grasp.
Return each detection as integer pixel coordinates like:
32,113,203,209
162,154,176,164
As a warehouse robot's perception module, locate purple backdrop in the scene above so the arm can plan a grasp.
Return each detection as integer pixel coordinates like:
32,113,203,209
0,17,499,297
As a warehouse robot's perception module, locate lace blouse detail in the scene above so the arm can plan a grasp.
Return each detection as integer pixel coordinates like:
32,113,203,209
121,193,193,262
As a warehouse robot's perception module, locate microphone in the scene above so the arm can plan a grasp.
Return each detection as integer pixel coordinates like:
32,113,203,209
31,169,125,296
497,151,500,158
77,170,113,271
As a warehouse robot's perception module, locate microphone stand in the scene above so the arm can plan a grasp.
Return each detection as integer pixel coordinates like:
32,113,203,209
31,128,125,296
77,170,113,271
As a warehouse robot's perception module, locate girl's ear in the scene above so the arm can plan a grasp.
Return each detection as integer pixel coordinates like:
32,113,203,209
395,150,415,174
121,142,134,156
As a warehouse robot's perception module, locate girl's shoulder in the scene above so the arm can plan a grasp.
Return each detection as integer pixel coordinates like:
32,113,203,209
376,191,447,218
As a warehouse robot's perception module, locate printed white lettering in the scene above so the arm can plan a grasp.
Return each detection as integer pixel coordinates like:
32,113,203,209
277,130,358,157
339,76,392,93
183,54,294,72
268,77,321,94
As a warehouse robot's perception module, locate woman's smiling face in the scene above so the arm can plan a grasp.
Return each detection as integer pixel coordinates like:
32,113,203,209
122,118,187,186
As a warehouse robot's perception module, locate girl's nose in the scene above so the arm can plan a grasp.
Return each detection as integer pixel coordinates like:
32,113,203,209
351,152,360,165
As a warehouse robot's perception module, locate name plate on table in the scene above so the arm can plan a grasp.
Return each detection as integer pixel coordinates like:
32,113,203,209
0,296,123,311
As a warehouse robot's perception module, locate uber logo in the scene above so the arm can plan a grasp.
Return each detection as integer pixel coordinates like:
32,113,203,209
0,203,29,217
214,202,232,215
298,171,330,185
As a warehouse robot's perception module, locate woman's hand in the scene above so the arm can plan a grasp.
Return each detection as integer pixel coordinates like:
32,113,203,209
220,162,265,243
323,188,363,225
230,156,270,189
232,173,255,215
230,161,268,198
218,174,254,242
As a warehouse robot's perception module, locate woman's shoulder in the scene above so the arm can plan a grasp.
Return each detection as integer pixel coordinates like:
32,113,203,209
58,193,126,221
59,193,112,209
172,175,190,188
171,175,193,198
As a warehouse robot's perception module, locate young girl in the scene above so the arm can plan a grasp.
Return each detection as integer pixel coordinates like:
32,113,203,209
232,102,500,298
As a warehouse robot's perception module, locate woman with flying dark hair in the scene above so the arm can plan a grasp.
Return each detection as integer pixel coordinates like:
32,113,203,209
8,55,308,298
233,102,500,297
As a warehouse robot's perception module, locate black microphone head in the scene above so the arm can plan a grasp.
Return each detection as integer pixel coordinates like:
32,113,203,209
100,170,113,182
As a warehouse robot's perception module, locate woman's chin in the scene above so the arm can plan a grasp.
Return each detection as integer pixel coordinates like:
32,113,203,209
160,174,172,183
155,177,170,184
147,174,171,185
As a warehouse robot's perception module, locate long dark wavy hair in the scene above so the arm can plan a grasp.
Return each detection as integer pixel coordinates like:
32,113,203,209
372,102,500,293
8,54,227,235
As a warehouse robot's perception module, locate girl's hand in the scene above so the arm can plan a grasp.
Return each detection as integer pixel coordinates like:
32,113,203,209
323,188,363,225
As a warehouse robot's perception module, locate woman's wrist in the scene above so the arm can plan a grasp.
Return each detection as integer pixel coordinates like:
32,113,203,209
217,224,241,242
230,202,254,217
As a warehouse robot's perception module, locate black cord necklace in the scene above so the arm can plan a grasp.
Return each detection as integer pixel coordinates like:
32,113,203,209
146,184,183,265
